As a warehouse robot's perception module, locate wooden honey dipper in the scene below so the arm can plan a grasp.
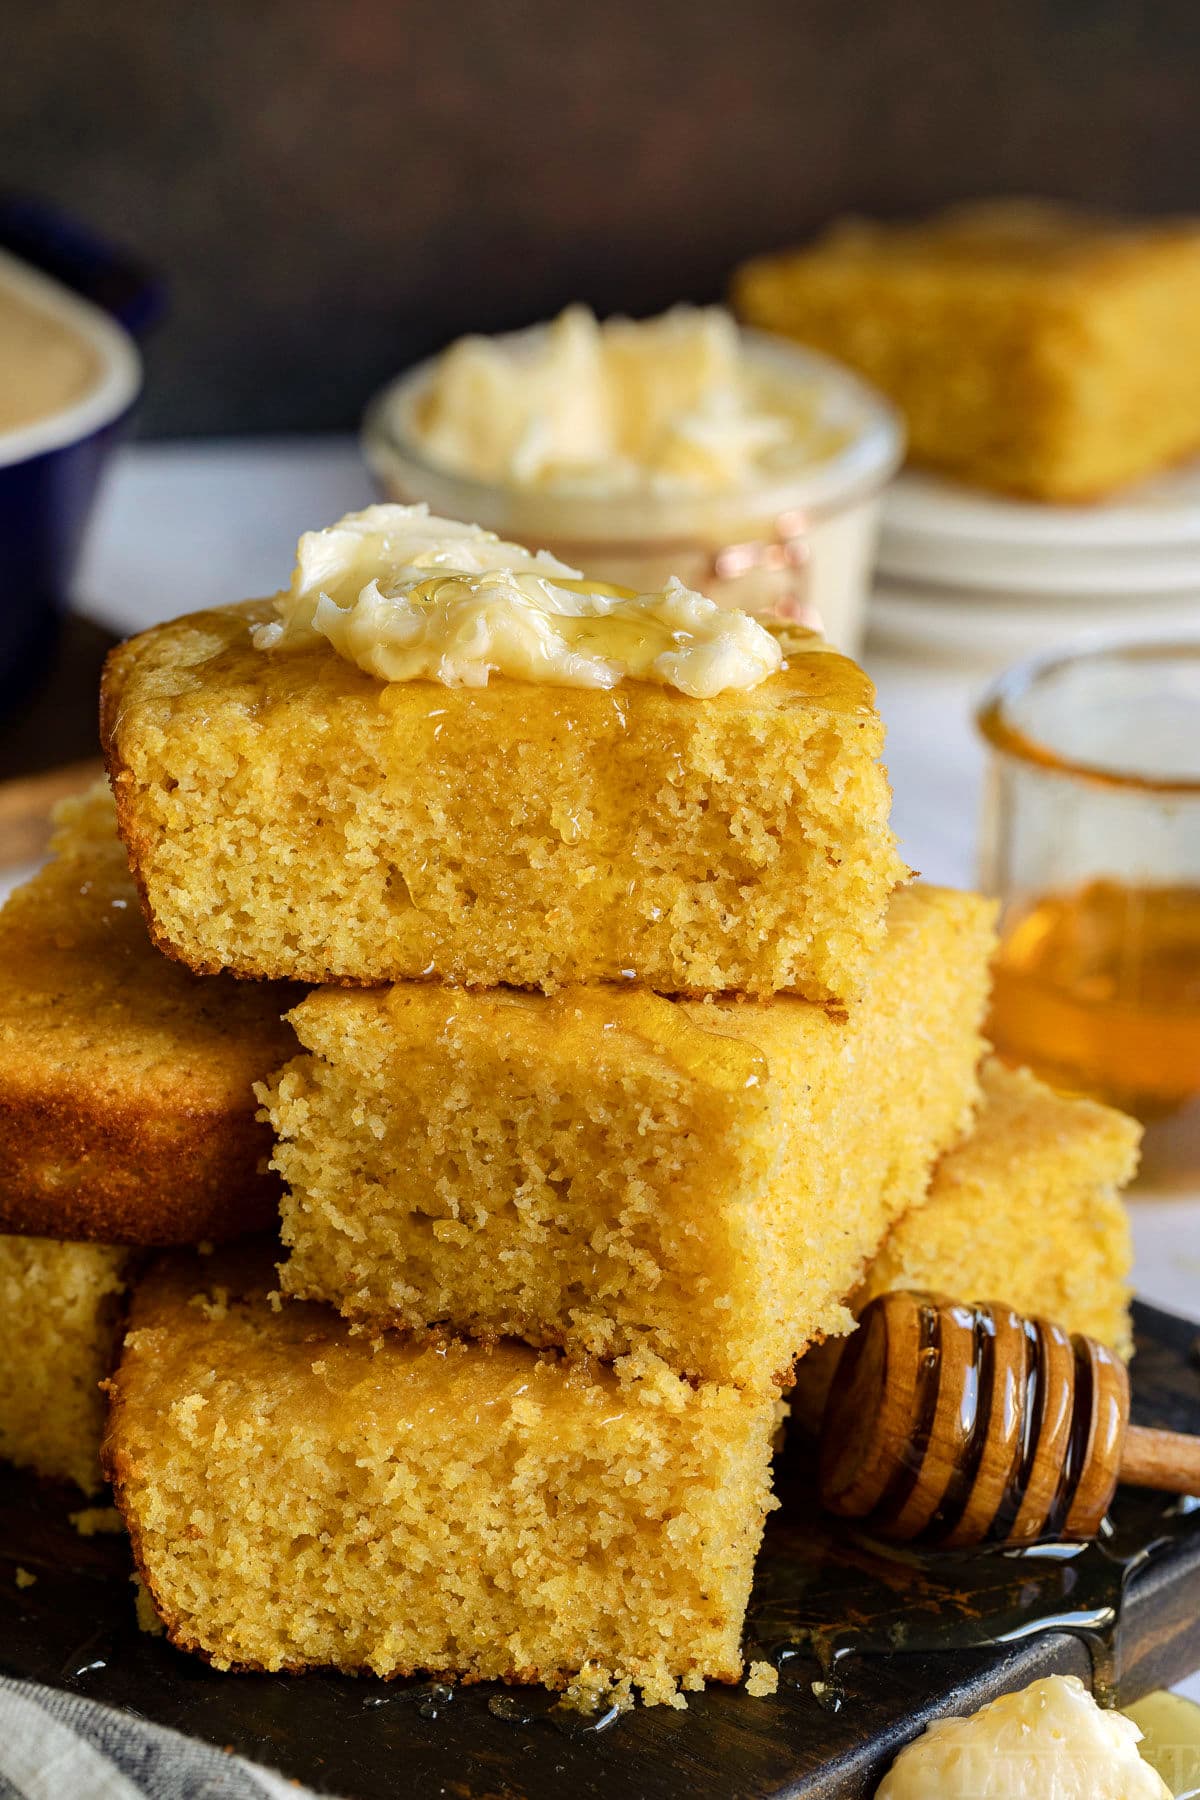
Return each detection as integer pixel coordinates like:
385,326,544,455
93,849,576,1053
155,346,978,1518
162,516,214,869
818,1291,1200,1549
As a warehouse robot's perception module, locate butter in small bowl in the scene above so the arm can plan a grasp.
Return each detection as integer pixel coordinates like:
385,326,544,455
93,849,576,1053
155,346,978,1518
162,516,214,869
363,305,902,655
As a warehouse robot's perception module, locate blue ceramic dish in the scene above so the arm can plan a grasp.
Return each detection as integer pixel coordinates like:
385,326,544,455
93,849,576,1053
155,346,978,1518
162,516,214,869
0,198,162,699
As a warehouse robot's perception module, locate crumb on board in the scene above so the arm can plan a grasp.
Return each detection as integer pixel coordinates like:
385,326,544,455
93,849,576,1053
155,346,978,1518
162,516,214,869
745,1660,778,1697
15,1567,36,1589
132,1575,165,1636
558,1664,638,1716
70,1506,125,1538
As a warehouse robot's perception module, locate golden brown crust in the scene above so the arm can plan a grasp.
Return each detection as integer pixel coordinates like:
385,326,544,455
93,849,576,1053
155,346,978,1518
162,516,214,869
0,1083,280,1244
101,643,190,976
103,1378,181,1645
0,763,300,1244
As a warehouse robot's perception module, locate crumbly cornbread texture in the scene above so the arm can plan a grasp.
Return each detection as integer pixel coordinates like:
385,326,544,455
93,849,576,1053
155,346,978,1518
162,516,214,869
734,201,1200,500
104,1254,777,1703
0,784,300,1244
862,1059,1139,1353
0,1233,133,1492
261,886,994,1390
101,602,906,1001
791,1060,1140,1430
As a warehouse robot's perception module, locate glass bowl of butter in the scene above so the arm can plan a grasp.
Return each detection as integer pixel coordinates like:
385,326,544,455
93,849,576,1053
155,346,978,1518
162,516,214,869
361,305,903,654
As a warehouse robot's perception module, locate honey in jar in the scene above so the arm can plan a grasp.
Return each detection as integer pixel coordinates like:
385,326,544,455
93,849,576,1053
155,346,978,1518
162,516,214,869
977,642,1200,1185
988,879,1200,1119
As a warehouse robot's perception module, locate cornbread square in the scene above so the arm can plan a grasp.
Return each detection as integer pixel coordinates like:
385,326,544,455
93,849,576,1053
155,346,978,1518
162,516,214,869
0,784,300,1244
734,201,1200,501
0,1234,133,1492
103,1254,778,1702
101,602,906,1001
261,886,995,1389
791,1060,1140,1430
861,1059,1140,1353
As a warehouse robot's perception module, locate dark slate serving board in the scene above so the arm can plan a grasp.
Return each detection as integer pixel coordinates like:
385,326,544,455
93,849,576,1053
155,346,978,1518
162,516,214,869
2,1300,1199,1800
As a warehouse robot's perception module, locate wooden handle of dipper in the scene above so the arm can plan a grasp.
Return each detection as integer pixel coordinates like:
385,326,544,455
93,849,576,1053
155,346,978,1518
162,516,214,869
818,1290,1200,1549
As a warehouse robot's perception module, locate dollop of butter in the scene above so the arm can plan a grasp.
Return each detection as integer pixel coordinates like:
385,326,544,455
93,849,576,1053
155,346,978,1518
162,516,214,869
253,504,784,697
875,1676,1170,1800
403,304,840,494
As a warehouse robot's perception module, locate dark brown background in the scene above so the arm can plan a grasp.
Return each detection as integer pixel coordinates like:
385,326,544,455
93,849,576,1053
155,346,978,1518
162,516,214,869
5,0,1198,434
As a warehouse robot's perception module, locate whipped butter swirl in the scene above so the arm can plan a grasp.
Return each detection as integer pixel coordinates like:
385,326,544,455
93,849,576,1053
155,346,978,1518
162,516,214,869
403,304,841,495
875,1676,1169,1800
253,504,784,697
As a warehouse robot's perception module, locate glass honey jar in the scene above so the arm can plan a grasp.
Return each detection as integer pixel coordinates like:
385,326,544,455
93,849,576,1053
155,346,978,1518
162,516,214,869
978,641,1200,1187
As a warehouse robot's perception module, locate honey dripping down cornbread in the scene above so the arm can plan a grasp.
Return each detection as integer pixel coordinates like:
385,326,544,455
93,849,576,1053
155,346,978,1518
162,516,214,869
100,511,906,1000
0,783,301,1244
103,1251,778,1706
260,886,995,1389
733,200,1200,501
790,1058,1141,1432
0,1234,134,1492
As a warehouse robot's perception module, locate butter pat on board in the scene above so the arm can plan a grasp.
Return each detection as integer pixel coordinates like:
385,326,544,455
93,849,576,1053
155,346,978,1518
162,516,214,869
874,1674,1169,1798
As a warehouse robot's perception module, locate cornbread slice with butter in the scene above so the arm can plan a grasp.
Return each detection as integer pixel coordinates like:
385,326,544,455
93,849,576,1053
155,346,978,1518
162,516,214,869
791,1059,1140,1431
261,885,995,1390
0,1233,134,1492
0,784,299,1244
101,595,906,1001
104,1252,778,1704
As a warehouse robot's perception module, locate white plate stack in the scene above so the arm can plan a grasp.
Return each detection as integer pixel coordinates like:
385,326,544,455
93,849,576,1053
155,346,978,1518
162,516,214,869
869,462,1200,669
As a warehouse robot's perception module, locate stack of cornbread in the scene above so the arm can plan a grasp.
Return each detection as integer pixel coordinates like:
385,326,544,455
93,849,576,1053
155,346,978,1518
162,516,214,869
3,505,1141,1710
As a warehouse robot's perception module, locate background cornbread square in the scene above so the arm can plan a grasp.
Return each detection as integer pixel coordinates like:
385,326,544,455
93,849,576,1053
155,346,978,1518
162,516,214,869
104,1254,777,1705
101,602,907,1002
734,201,1200,501
790,1059,1140,1431
0,785,300,1245
261,885,995,1390
0,1234,134,1492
